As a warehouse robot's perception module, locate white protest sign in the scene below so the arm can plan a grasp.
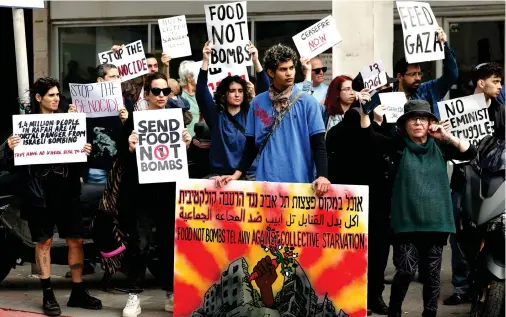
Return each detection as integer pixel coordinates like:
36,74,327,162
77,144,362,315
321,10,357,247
396,2,444,63
205,1,252,68
292,16,342,60
360,60,388,90
0,0,44,8
133,109,189,184
98,40,148,82
158,15,192,59
12,113,87,166
69,81,123,118
437,93,493,147
379,92,407,123
191,60,249,95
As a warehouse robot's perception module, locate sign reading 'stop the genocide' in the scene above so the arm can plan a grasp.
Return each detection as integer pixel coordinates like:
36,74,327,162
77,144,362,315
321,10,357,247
98,40,148,82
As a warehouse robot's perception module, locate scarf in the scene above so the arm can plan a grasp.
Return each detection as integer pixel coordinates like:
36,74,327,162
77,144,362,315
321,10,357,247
390,136,455,234
269,85,294,111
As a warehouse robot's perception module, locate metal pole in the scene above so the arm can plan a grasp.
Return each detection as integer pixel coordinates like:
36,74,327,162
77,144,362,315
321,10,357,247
12,8,31,114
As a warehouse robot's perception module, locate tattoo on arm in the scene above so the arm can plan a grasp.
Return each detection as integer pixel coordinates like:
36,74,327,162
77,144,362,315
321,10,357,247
70,263,84,271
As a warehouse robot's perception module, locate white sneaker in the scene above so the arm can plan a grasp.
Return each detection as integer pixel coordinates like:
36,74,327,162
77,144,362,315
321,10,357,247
165,292,173,312
123,294,141,317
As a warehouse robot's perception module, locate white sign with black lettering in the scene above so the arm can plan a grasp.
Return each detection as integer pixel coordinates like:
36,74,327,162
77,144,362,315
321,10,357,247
292,16,341,60
134,109,189,184
69,81,123,118
205,1,252,68
437,94,493,147
396,1,444,63
158,15,192,59
360,60,388,90
190,61,249,95
379,92,407,123
98,40,148,82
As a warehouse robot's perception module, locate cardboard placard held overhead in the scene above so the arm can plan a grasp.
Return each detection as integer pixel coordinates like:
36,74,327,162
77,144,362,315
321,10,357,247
396,1,444,63
69,81,123,118
158,15,192,59
292,16,341,60
360,60,388,90
98,40,149,82
205,1,252,68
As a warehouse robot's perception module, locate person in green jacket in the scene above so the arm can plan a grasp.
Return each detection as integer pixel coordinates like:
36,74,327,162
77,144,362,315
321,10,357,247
360,100,477,317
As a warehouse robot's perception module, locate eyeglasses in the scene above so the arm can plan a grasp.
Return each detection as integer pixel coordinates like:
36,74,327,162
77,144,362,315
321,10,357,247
312,67,327,74
340,87,353,92
150,88,171,96
405,72,423,77
408,117,429,123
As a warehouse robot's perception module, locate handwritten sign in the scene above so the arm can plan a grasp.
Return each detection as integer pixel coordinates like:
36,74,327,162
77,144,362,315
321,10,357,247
360,60,388,90
396,1,444,63
292,16,342,60
158,15,192,59
437,93,492,147
174,179,368,317
378,92,407,123
98,40,148,82
69,81,123,118
191,60,249,95
133,109,189,184
12,113,87,165
205,1,252,68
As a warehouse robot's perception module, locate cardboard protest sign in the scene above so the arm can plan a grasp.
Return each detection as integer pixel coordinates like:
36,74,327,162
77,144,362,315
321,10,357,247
360,60,388,90
69,81,123,118
396,1,444,63
205,1,252,68
175,179,369,317
379,92,407,123
133,109,189,184
437,93,492,147
191,60,249,95
12,113,87,166
158,15,192,59
292,16,342,60
98,40,148,82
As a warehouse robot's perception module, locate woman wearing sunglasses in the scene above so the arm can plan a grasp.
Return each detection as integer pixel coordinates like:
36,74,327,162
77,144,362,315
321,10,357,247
117,72,190,317
5,77,101,316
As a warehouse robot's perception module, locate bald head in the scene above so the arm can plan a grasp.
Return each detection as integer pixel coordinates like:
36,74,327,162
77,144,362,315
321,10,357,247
167,78,181,96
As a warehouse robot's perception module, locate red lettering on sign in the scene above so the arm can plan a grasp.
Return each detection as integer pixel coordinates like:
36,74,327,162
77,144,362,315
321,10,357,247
308,34,327,52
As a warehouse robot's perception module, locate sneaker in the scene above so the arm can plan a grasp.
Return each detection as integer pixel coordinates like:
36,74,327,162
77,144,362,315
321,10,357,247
43,291,61,316
67,287,102,310
165,292,174,312
123,294,141,317
443,293,471,305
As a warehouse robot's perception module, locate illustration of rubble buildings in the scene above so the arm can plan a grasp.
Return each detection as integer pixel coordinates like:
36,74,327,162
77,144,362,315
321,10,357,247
191,257,350,317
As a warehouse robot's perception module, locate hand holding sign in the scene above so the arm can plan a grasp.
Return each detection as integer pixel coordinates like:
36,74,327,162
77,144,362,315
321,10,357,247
161,53,171,66
373,105,386,124
83,143,92,155
129,131,138,153
7,135,21,151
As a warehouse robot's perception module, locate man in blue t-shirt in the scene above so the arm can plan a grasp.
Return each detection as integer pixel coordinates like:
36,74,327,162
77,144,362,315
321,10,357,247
215,44,330,196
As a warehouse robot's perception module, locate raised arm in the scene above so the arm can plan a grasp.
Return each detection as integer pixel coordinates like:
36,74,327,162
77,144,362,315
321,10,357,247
196,41,219,130
428,28,459,100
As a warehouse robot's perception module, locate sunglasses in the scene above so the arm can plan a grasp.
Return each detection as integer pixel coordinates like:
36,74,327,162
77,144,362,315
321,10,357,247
312,67,327,74
150,88,171,96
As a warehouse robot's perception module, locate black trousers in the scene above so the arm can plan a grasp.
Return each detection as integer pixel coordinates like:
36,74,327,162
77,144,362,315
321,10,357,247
125,182,175,293
367,214,391,300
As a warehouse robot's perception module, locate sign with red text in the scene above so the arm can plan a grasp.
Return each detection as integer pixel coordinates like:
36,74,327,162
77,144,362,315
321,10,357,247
98,40,148,82
396,1,444,63
205,1,252,68
191,61,249,95
360,60,388,91
159,15,192,59
292,16,341,60
12,113,87,166
69,81,123,118
175,179,369,317
133,109,189,184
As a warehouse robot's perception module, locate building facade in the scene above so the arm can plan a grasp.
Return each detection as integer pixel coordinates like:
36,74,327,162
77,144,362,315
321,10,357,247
33,0,504,101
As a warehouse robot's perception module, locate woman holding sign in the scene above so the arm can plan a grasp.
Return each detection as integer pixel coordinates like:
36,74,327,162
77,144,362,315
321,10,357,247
359,99,477,317
5,77,102,316
118,72,191,316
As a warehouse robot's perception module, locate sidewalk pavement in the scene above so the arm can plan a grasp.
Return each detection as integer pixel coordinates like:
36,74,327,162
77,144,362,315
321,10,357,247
0,244,470,317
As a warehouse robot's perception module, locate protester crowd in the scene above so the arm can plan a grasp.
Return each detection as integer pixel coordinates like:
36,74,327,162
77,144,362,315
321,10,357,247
2,17,505,317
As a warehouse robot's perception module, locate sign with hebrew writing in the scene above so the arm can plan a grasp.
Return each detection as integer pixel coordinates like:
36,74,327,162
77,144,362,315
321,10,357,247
175,179,369,317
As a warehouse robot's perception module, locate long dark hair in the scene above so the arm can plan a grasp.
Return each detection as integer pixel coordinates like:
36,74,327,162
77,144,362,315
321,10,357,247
213,75,250,112
29,77,61,114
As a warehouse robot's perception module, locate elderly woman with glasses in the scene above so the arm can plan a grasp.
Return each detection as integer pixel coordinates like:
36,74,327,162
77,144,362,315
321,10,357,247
360,100,477,317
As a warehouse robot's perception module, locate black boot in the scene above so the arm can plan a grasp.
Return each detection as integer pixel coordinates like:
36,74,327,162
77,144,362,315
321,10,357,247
42,289,61,316
67,283,103,310
368,296,389,315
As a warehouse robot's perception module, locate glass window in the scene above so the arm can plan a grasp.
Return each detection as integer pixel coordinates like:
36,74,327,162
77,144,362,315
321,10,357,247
58,25,148,100
447,20,505,99
393,24,436,83
255,20,332,83
152,22,252,80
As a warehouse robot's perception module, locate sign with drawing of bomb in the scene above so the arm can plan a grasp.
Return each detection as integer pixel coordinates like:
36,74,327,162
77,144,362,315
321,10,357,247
133,109,189,184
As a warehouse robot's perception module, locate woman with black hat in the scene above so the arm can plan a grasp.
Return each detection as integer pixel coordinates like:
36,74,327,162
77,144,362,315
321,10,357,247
359,99,477,317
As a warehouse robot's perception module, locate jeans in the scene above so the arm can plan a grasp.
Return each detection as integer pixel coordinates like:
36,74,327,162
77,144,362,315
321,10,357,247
87,168,108,184
450,191,471,295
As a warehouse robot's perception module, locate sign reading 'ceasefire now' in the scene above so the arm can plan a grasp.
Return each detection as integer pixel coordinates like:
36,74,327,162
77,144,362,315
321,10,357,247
97,40,149,82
